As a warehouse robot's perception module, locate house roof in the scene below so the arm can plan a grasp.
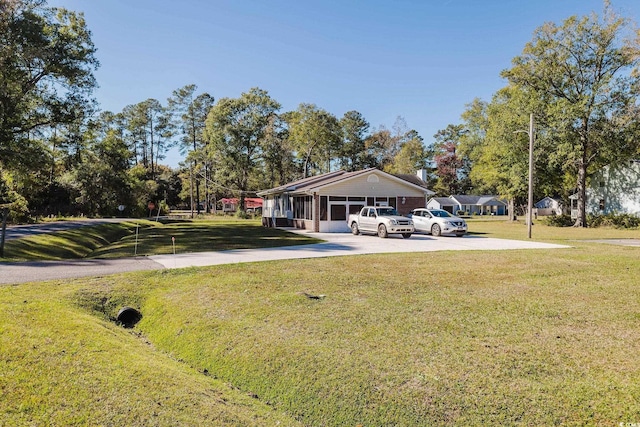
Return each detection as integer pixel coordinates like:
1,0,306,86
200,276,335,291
450,195,507,206
257,168,434,197
534,197,564,209
256,170,348,196
428,197,458,206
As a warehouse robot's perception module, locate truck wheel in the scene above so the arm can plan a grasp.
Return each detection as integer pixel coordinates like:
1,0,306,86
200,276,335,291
351,222,359,235
431,224,441,236
402,233,412,239
377,224,388,238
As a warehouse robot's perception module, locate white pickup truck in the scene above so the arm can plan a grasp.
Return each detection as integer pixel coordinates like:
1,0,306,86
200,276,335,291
348,206,414,238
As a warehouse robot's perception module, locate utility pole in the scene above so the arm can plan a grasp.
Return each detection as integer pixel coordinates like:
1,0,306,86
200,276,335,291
527,113,534,239
515,113,535,239
189,162,194,219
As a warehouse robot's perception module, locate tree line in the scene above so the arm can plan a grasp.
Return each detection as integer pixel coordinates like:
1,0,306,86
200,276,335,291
2,0,640,227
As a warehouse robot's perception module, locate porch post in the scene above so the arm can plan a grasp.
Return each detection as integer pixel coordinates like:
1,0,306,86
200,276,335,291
313,193,320,232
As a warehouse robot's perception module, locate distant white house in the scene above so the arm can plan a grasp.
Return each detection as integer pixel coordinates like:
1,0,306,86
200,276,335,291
427,195,507,215
535,197,565,216
570,159,640,218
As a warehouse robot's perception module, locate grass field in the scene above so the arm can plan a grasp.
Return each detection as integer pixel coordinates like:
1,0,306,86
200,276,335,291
1,219,639,425
2,217,321,261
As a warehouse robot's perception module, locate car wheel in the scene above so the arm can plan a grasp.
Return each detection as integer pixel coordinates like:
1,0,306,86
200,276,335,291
402,233,412,239
377,224,388,238
351,222,359,235
431,224,441,236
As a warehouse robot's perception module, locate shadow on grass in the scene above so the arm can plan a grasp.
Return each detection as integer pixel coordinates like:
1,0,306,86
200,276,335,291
466,231,489,236
91,222,324,258
2,219,324,261
2,222,149,261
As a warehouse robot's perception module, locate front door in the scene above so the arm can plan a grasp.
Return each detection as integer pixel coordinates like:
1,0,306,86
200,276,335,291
328,203,349,232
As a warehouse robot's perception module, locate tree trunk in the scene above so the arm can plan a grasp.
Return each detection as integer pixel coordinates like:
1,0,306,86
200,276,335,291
204,163,210,213
193,128,201,214
573,154,588,227
0,208,8,258
149,120,155,180
507,199,516,221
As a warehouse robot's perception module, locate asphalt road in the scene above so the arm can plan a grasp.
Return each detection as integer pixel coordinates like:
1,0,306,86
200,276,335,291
0,257,163,285
3,218,133,240
0,229,570,285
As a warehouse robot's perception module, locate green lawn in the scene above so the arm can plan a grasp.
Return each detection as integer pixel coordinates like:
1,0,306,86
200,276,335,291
2,217,322,261
1,220,639,425
467,215,640,242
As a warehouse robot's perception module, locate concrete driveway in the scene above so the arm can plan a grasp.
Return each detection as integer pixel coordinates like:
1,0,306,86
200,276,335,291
149,231,569,269
1,230,569,285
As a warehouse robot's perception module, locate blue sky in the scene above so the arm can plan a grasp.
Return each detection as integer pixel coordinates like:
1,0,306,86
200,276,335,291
48,0,640,167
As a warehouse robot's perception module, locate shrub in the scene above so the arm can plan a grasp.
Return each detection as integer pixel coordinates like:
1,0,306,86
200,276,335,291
235,209,250,219
542,214,574,227
588,213,640,229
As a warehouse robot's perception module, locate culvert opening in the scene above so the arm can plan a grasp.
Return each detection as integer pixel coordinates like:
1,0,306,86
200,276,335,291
116,306,142,328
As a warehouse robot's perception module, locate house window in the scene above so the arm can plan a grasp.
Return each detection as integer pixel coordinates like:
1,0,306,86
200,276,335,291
349,205,363,215
320,196,327,220
599,199,605,211
330,204,347,221
293,196,302,219
293,196,312,220
305,196,312,219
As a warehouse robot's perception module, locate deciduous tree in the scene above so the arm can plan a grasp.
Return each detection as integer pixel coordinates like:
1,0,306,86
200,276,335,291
338,110,369,171
0,0,98,212
204,87,280,210
168,84,214,212
431,124,470,196
0,0,97,164
286,104,340,178
502,4,640,226
385,130,427,175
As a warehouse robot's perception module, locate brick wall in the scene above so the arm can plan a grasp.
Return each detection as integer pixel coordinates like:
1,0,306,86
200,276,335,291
396,197,425,215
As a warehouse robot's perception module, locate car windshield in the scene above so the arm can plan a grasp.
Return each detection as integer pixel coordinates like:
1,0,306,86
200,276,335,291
431,209,452,218
377,207,399,216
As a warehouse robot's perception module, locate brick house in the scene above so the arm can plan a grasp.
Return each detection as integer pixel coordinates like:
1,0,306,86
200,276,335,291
257,168,434,232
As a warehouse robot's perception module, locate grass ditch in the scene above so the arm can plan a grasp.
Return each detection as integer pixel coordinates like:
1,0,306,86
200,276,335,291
1,220,156,261
2,218,322,261
0,277,303,426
